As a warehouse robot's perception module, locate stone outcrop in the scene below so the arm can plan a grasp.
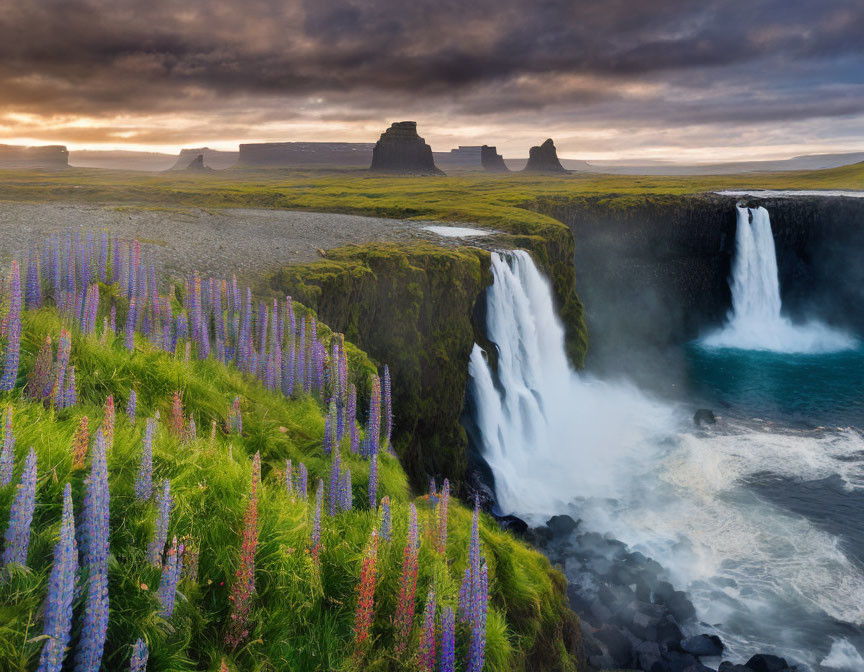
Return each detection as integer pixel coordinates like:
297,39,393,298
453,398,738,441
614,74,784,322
170,148,238,171
238,142,374,167
481,145,509,172
369,121,443,175
185,154,210,171
523,138,568,173
0,145,68,169
433,146,483,169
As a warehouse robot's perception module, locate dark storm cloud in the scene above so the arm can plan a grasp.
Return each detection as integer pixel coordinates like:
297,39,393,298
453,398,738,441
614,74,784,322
0,0,861,148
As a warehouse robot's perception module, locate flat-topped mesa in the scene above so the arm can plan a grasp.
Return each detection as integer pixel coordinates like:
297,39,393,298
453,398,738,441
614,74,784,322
238,142,374,167
481,145,509,172
369,121,443,175
0,144,68,169
522,138,568,174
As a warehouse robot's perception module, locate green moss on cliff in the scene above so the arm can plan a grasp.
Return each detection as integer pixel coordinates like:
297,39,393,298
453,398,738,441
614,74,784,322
267,242,493,489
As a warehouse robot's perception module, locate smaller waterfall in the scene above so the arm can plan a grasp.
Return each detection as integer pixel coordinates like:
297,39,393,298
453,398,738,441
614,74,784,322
468,251,673,516
703,206,854,353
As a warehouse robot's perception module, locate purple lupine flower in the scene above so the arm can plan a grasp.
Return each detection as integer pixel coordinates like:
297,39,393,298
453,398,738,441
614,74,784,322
74,430,110,672
378,496,392,542
63,366,77,408
294,313,305,396
126,389,137,425
368,449,378,509
0,406,14,486
310,478,323,562
134,419,155,501
382,365,392,447
429,478,437,496
284,459,293,495
26,247,42,309
37,483,78,672
418,586,437,672
147,480,171,565
365,375,381,455
124,297,138,350
157,536,181,619
340,468,352,512
328,447,341,516
296,462,308,499
2,447,37,567
439,607,455,672
466,560,488,672
1,262,22,391
110,304,116,334
129,638,148,672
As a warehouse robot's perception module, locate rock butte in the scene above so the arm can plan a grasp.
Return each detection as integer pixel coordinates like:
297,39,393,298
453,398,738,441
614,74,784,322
523,138,568,173
369,121,444,175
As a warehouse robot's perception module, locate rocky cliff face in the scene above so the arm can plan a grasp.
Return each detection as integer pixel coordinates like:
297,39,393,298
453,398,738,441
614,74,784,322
523,138,568,173
185,154,210,171
0,144,68,169
528,193,864,383
481,145,509,172
238,142,374,167
369,122,443,175
170,147,238,171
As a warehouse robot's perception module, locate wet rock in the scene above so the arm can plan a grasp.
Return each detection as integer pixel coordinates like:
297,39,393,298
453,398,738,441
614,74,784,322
656,617,684,651
650,650,701,672
522,138,568,173
369,121,443,175
630,602,666,640
666,590,697,623
681,634,724,657
494,514,528,537
718,664,751,672
546,514,580,537
595,625,633,667
744,654,791,671
481,145,509,172
636,641,663,670
694,409,717,425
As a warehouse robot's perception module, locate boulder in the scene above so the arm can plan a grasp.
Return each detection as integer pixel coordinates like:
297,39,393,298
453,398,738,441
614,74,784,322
546,514,579,537
495,514,528,536
636,641,663,670
744,654,790,671
481,145,509,172
369,121,443,175
694,409,717,425
718,664,751,672
522,138,568,173
681,634,724,657
666,591,697,623
649,650,701,672
594,625,633,668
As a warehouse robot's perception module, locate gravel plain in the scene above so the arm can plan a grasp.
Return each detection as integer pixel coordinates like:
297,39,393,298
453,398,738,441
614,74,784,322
0,201,490,282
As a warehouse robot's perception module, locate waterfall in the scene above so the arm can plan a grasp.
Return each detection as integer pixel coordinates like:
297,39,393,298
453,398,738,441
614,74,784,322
468,251,673,516
702,206,854,353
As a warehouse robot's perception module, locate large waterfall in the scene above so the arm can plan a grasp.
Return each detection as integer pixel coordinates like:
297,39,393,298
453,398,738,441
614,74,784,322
468,251,673,517
703,206,853,353
469,250,864,667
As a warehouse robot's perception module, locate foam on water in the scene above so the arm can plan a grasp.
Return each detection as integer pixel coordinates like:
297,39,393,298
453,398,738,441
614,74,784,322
822,639,864,670
421,225,494,237
717,190,864,198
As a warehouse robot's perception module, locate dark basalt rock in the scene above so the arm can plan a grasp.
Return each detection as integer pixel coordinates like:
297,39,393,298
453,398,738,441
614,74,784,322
481,145,509,172
744,654,791,672
546,514,580,537
680,634,724,657
369,121,443,175
522,138,568,173
718,664,751,672
694,409,717,425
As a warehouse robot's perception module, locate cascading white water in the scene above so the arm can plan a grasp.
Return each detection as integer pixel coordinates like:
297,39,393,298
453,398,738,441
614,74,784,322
470,250,864,667
469,251,674,516
702,206,854,353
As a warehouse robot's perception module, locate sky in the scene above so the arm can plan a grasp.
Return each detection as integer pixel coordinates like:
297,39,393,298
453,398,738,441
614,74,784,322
0,0,862,162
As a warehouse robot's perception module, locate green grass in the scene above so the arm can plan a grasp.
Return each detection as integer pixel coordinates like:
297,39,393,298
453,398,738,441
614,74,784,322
0,306,580,671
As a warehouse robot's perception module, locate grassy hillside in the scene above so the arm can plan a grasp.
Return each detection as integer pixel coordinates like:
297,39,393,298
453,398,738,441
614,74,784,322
0,252,581,671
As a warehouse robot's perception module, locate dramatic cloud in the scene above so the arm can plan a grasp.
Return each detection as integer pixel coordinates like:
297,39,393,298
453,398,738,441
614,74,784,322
0,0,861,159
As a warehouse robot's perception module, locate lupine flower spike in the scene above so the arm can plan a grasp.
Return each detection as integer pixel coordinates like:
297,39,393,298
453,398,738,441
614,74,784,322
393,503,420,655
379,496,392,542
225,451,261,648
417,586,437,672
134,419,154,501
157,536,181,619
0,406,14,486
147,480,171,565
102,395,115,450
2,447,37,568
129,639,148,672
36,483,78,672
353,529,379,653
74,430,110,672
126,389,137,424
439,607,456,672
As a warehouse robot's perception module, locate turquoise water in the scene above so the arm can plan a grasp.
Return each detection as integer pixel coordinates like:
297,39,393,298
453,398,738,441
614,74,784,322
686,341,864,428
